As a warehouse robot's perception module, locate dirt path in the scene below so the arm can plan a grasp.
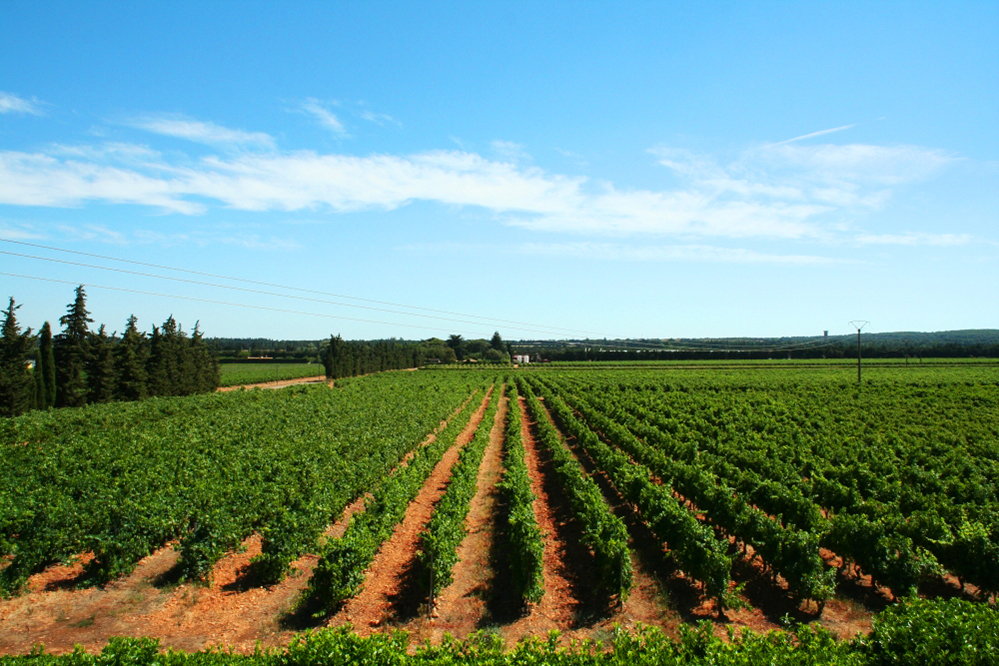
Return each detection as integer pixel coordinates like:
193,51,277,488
217,375,331,392
329,389,494,634
0,546,180,655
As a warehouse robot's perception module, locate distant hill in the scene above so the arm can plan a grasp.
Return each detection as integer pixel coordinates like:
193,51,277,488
208,330,999,363
511,329,999,361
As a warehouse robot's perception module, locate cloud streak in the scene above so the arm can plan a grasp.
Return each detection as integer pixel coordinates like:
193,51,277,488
129,115,275,149
770,123,856,146
299,99,347,135
0,92,44,115
0,119,957,244
854,232,972,246
518,241,837,264
359,110,400,127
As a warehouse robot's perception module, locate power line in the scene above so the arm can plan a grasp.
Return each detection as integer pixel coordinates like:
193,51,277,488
0,248,582,336
0,238,597,336
0,272,490,336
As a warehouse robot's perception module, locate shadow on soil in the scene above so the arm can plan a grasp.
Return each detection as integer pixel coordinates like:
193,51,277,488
221,562,269,593
279,590,328,632
385,548,430,622
728,553,818,625
482,496,522,624
151,562,185,589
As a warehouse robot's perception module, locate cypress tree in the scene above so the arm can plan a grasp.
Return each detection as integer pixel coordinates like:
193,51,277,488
323,334,352,380
0,297,35,417
115,315,148,401
146,325,166,396
87,324,117,404
188,322,220,394
147,316,183,396
33,348,45,409
176,321,197,395
38,322,56,408
55,286,93,408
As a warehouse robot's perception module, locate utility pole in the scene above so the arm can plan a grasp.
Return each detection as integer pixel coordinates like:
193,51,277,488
849,321,868,385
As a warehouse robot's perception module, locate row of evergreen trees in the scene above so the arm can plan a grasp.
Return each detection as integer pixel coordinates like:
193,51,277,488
320,332,512,380
0,286,220,417
321,335,441,379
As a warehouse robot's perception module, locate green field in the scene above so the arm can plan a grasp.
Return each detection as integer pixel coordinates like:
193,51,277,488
1,362,997,660
218,362,326,386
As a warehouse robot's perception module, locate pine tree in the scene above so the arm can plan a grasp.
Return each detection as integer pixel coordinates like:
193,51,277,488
34,348,45,409
447,334,465,361
322,334,352,379
147,315,184,396
0,297,35,417
87,324,117,404
115,315,148,401
188,322,220,394
38,322,56,408
55,286,93,408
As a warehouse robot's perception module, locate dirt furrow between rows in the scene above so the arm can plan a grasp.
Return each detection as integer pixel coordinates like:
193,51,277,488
498,395,587,635
418,389,509,642
329,389,493,634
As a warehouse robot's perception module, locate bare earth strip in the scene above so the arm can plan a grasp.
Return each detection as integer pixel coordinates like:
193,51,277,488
328,388,493,634
417,389,509,642
491,395,587,638
217,376,331,392
0,390,480,655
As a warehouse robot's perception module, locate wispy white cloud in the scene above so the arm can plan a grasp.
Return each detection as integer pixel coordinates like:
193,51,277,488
0,221,44,241
855,232,973,246
56,223,130,245
299,98,347,135
519,241,837,264
770,123,856,146
45,142,162,162
129,115,275,150
359,110,400,127
0,129,958,244
491,140,531,164
555,147,589,168
214,233,303,251
45,222,299,250
400,240,836,265
754,143,954,186
0,92,44,115
0,151,205,214
648,142,955,237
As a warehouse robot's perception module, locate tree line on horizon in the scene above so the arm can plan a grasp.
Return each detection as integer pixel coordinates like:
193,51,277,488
513,330,999,362
0,286,220,418
320,331,511,380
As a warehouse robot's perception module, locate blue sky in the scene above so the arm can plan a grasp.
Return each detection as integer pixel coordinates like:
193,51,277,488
1,2,996,341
